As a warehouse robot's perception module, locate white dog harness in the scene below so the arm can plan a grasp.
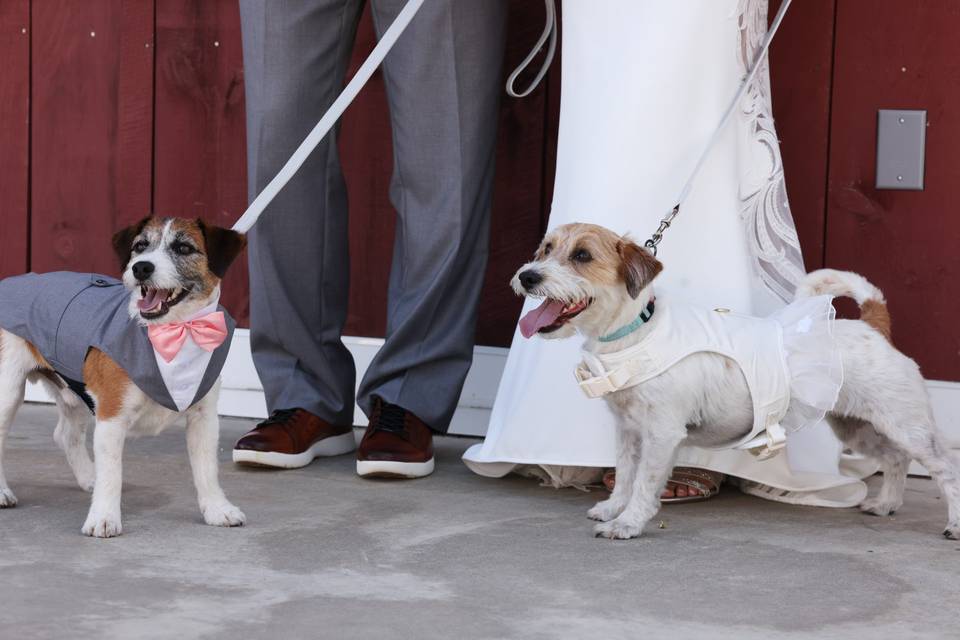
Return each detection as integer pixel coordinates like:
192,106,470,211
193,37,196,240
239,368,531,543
575,298,839,459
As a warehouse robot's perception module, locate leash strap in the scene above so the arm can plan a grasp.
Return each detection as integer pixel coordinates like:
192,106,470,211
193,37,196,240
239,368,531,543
645,0,794,255
505,0,557,98
232,0,426,234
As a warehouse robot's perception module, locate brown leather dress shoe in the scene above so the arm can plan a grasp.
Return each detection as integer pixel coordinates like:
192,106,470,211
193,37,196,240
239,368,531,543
233,408,356,469
356,398,435,478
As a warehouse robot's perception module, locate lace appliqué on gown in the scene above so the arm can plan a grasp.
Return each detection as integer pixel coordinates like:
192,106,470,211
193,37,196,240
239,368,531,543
736,0,806,302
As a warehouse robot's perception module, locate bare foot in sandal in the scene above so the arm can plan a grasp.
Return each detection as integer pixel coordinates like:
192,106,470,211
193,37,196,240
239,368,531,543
662,481,699,499
602,466,724,502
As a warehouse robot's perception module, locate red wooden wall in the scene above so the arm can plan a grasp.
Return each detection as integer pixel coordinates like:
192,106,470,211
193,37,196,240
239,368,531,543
30,1,153,278
769,0,836,268
153,1,249,322
824,1,960,381
0,2,29,278
768,0,960,381
1,0,957,381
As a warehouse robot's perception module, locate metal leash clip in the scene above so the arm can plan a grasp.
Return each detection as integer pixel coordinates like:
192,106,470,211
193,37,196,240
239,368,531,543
644,204,680,256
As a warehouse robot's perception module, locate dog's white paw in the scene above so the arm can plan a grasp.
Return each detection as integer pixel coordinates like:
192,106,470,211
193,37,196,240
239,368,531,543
0,488,18,508
82,512,123,538
943,523,960,540
202,502,246,528
587,500,622,522
593,517,644,540
859,498,901,517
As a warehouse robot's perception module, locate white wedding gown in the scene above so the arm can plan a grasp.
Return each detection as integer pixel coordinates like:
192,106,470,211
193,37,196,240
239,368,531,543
464,0,875,507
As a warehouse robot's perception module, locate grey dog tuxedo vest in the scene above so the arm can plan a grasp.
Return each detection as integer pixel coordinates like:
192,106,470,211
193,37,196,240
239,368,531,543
0,272,235,412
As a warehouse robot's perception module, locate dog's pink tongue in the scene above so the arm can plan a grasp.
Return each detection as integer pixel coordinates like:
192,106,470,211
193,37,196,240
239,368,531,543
519,299,565,338
138,288,162,312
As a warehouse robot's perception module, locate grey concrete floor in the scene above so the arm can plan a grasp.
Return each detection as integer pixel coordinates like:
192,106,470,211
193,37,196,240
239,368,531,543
0,404,958,639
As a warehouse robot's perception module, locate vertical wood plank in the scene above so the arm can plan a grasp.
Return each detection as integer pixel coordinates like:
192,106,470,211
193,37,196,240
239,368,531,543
31,0,153,276
769,0,837,270
0,2,30,278
154,0,248,322
826,0,960,381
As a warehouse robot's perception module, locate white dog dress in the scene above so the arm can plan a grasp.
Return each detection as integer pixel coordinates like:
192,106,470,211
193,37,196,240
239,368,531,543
575,295,843,458
0,272,235,413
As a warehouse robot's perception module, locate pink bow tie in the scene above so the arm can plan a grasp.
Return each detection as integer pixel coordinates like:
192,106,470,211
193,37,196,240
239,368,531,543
147,312,228,363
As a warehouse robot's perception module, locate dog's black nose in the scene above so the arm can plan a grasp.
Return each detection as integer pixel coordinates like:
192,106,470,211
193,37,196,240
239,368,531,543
519,270,543,291
132,261,155,282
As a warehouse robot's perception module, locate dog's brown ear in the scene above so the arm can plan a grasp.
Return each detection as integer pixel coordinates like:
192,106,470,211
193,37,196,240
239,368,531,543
111,217,152,270
617,239,662,299
197,220,247,279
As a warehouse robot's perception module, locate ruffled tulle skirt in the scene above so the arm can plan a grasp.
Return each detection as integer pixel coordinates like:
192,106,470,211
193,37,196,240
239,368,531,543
772,295,844,435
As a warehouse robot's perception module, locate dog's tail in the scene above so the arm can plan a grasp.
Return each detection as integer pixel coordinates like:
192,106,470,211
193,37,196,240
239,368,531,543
795,269,891,342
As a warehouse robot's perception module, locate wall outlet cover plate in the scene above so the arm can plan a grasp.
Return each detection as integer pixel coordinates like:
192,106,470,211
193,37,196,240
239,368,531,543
876,109,926,190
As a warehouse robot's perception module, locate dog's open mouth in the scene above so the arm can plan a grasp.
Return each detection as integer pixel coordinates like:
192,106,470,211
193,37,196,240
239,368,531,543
519,298,591,338
138,286,192,319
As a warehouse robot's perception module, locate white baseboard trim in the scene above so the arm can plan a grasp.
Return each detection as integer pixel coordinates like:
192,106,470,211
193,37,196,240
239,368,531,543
24,329,960,448
24,330,507,437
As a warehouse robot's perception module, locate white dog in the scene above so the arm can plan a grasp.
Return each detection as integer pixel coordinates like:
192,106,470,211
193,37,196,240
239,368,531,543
0,217,246,537
513,222,960,540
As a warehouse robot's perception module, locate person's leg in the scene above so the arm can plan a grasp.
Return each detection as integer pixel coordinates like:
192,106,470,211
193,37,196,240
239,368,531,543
240,0,364,425
360,0,508,432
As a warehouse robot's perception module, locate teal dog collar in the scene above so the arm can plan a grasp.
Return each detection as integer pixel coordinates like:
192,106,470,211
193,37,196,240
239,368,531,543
598,300,656,343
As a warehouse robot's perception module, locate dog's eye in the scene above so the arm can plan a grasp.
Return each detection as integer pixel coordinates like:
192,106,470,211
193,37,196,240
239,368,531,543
543,243,552,256
173,242,196,256
571,249,592,263
133,240,149,253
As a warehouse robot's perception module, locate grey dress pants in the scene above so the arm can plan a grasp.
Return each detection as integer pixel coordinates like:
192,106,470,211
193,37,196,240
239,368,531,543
240,0,508,432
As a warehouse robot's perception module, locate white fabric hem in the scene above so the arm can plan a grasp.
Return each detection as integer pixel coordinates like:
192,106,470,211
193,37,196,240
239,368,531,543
464,444,878,509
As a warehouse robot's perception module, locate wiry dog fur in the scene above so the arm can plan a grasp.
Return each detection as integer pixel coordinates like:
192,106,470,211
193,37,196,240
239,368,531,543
0,217,246,537
513,223,960,540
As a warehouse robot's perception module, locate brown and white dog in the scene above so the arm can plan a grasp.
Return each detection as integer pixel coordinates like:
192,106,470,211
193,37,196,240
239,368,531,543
513,222,960,540
0,217,246,537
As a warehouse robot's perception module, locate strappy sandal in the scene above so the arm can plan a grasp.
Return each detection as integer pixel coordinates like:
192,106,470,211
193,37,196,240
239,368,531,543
602,466,724,503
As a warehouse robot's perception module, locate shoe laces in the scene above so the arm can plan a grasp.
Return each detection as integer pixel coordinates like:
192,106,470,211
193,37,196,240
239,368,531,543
260,408,299,429
372,401,408,435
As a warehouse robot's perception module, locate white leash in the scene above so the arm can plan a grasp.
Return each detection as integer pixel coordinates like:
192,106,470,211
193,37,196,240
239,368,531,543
644,0,793,255
232,0,425,234
505,0,557,98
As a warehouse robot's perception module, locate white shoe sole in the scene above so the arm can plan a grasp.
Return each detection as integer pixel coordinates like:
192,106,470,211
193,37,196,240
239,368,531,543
356,457,435,479
232,431,357,469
